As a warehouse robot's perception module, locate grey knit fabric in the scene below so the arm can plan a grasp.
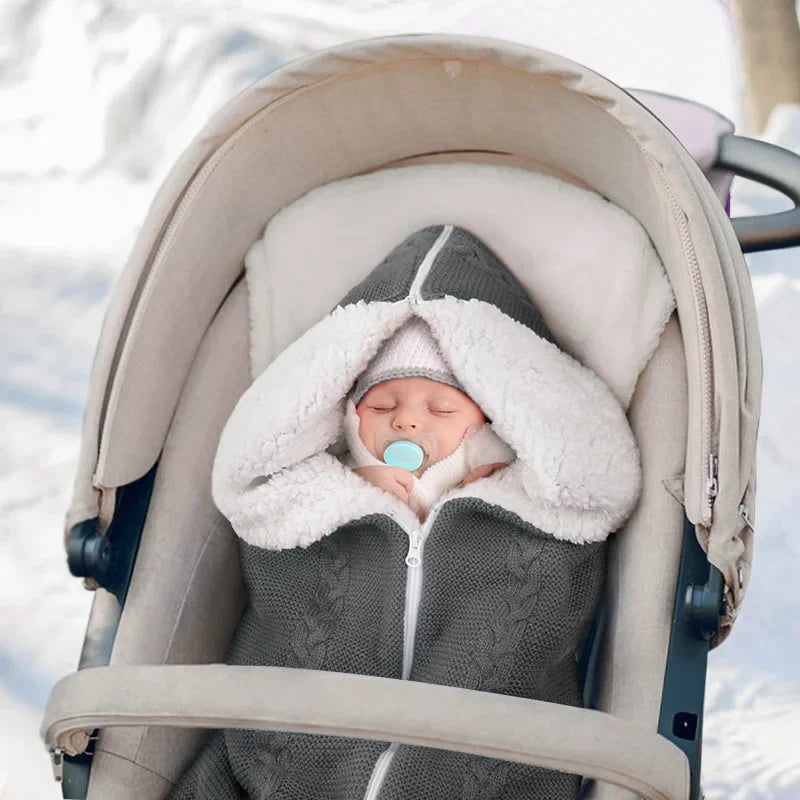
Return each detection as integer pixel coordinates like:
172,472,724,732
168,731,245,800
336,226,443,309
352,316,464,404
168,502,603,800
422,226,558,344
168,225,611,800
379,501,605,800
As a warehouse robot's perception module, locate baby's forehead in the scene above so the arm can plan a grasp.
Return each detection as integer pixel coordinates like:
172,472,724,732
363,377,470,402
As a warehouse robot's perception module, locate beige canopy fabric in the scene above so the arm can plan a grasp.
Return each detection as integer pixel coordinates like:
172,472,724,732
65,34,760,635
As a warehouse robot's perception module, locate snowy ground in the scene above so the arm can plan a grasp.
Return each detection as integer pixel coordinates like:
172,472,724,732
1,1,798,798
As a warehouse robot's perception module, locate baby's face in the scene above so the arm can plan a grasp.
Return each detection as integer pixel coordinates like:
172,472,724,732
355,377,486,474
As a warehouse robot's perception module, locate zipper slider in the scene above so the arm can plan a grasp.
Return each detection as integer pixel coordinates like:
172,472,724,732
405,530,422,567
707,453,719,504
738,504,754,532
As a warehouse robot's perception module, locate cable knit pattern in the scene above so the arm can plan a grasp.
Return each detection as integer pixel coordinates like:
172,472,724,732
288,537,350,670
463,758,510,800
252,730,293,800
459,533,546,800
469,534,546,693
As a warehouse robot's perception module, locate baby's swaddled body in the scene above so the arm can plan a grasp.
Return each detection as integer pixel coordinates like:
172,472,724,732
168,225,641,800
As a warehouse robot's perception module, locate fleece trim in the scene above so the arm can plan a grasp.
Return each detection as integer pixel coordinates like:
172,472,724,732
245,163,675,408
416,297,642,539
212,293,641,548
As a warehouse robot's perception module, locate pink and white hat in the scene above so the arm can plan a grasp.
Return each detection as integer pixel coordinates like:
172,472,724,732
352,317,463,404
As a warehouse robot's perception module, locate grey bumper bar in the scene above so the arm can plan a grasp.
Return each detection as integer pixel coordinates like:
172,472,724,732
716,133,800,252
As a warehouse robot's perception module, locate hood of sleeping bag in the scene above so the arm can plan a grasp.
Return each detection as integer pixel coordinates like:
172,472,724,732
212,224,642,549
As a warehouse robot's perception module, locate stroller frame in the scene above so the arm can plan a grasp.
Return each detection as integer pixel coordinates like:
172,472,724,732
42,34,800,800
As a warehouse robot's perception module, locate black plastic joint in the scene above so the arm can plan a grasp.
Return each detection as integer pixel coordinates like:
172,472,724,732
684,568,726,640
64,465,157,605
67,518,113,585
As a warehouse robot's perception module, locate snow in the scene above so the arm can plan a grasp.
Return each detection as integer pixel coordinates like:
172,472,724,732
0,1,797,798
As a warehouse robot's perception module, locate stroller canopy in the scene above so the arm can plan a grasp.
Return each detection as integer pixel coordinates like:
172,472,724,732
69,34,759,625
44,34,770,800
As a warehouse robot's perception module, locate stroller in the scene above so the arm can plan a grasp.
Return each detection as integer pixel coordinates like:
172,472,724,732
40,34,800,799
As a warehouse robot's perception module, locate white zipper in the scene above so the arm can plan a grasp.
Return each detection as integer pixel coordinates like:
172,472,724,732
362,743,399,800
417,206,718,522
363,226,454,800
361,502,444,800
401,506,441,678
408,225,453,304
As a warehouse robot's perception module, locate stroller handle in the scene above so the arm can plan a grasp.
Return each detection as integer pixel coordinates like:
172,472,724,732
716,133,800,253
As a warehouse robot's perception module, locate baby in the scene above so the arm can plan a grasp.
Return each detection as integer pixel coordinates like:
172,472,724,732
343,317,515,519
172,224,642,800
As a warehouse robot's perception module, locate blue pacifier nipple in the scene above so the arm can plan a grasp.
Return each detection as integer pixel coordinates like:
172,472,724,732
383,440,425,471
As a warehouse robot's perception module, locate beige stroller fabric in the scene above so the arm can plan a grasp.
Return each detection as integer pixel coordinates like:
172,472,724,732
63,36,759,637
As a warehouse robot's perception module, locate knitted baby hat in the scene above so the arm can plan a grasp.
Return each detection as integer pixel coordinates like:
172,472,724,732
352,317,464,404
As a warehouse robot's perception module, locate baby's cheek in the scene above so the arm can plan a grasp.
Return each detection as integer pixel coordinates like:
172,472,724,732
432,427,462,463
439,421,479,462
357,421,380,460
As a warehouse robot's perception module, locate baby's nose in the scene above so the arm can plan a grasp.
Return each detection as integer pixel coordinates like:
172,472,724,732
392,411,419,430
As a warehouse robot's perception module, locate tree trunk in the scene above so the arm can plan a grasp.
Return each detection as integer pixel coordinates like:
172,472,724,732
731,0,800,133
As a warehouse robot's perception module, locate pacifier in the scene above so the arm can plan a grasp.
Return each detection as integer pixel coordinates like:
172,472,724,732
374,425,438,473
383,440,425,471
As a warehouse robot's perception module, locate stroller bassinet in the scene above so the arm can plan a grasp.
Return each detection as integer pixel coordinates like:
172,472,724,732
42,34,800,800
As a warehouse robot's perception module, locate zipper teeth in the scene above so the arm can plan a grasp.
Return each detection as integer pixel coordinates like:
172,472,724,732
657,168,715,523
408,225,453,303
401,508,439,678
361,223,453,800
361,503,444,800
362,743,399,800
402,563,421,679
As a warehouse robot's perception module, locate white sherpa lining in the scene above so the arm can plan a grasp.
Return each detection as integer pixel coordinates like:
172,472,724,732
212,291,642,550
245,162,675,409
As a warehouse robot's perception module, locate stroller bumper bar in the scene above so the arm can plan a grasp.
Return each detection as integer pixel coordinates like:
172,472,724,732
42,664,690,800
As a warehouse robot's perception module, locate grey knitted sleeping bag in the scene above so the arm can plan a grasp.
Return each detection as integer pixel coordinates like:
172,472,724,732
168,225,642,800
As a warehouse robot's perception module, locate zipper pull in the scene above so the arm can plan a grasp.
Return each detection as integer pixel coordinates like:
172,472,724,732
738,504,755,532
406,530,422,567
707,453,719,503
